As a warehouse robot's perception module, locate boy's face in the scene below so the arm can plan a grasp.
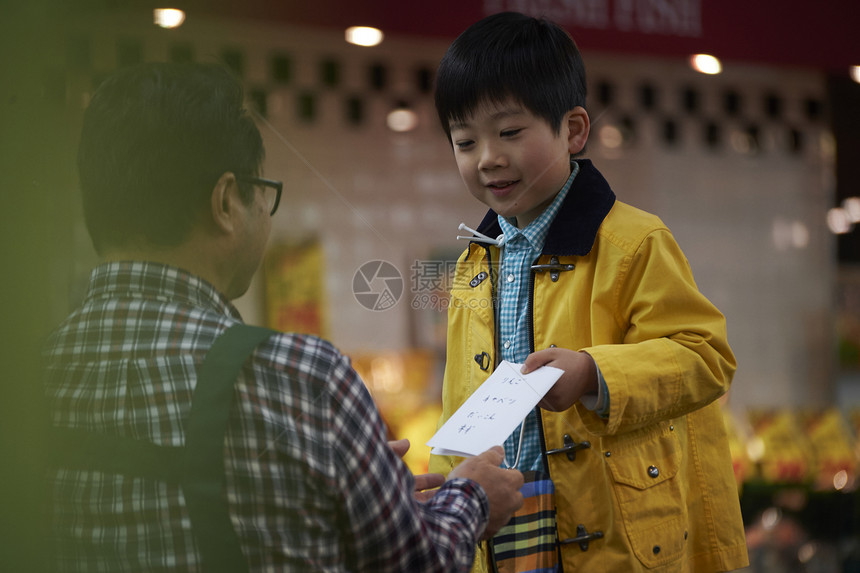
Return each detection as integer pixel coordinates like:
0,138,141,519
448,98,582,228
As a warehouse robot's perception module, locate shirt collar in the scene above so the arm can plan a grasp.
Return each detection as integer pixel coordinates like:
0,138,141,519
85,261,242,321
497,160,580,251
475,159,616,257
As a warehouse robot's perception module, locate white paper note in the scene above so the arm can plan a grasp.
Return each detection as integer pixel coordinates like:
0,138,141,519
427,360,563,458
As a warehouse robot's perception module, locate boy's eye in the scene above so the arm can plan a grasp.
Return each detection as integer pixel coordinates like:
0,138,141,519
501,128,522,137
454,139,474,150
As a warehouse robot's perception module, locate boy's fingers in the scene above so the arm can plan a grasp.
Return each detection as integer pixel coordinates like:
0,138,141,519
521,348,555,373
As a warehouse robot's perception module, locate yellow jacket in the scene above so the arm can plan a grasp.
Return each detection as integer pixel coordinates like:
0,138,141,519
430,161,748,572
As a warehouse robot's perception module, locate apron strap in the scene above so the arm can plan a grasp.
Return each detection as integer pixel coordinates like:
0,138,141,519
49,323,275,573
50,427,184,482
182,324,274,573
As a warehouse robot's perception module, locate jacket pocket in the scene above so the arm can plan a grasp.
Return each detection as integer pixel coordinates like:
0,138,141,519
605,425,688,568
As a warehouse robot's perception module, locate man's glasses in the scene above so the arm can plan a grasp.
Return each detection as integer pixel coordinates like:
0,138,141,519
237,176,283,216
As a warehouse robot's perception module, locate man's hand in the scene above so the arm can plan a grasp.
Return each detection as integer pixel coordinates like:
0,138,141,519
388,438,411,458
448,446,524,539
389,438,445,502
522,348,598,412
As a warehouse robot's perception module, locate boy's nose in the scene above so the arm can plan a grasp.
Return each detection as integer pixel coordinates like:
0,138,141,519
478,143,508,170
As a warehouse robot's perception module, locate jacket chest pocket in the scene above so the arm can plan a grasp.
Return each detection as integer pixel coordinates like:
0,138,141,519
604,426,688,568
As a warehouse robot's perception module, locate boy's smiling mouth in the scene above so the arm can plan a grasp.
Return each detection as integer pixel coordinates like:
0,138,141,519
486,180,519,196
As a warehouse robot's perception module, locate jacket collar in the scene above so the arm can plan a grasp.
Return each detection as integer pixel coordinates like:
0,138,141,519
474,159,616,257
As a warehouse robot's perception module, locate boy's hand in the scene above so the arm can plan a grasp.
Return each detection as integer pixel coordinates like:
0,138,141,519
522,348,598,412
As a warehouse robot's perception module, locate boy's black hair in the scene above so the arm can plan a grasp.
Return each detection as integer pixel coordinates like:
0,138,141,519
435,11,587,139
78,62,264,255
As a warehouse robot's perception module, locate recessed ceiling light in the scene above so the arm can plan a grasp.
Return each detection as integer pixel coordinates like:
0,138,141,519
598,124,624,149
386,107,418,132
827,207,852,234
844,197,860,222
154,8,185,29
690,54,722,75
345,26,384,47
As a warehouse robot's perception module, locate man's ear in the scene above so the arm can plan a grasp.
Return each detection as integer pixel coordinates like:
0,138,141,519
565,107,590,155
210,171,240,234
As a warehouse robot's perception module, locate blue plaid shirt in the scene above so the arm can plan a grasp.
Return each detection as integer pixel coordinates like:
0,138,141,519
498,162,579,471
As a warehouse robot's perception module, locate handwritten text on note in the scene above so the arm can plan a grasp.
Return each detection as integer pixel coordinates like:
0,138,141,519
427,360,563,458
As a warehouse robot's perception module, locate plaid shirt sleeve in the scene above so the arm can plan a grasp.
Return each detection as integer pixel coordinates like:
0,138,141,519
326,353,489,571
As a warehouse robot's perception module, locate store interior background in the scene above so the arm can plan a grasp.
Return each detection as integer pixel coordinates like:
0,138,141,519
3,0,860,570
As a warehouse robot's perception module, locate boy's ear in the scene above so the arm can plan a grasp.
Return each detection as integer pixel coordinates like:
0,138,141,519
210,171,240,234
565,107,590,155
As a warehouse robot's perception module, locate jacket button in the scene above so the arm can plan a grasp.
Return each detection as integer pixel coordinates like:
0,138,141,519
648,465,659,478
653,545,661,554
604,451,611,457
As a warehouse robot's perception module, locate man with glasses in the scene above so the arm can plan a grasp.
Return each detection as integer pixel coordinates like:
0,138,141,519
44,62,523,572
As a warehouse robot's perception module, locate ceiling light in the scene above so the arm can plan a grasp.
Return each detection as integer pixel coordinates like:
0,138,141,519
772,218,809,250
690,54,722,75
386,106,418,132
345,26,384,47
827,207,852,234
851,65,860,84
154,8,185,29
598,124,624,149
790,221,809,248
844,197,860,222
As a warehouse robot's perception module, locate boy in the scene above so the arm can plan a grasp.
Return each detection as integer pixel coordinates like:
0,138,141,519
429,12,749,572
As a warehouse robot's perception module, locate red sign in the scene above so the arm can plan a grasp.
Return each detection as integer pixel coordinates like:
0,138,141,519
178,0,859,72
